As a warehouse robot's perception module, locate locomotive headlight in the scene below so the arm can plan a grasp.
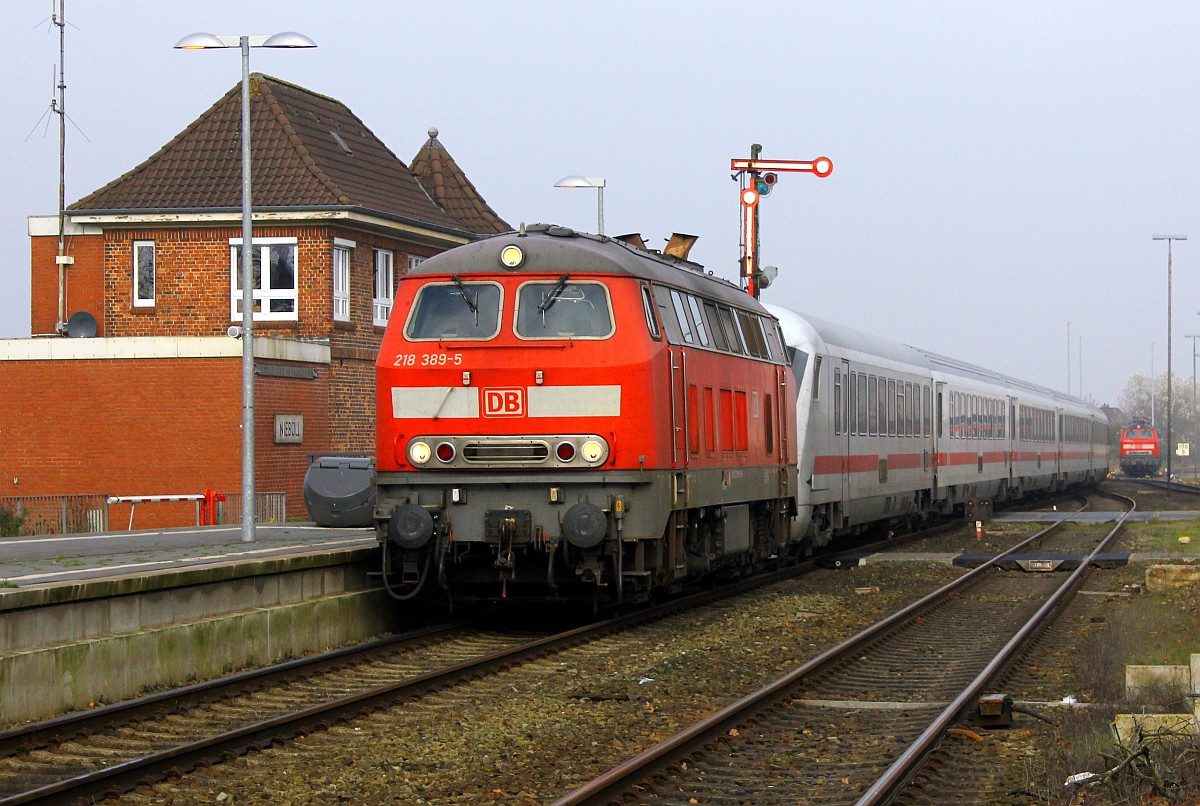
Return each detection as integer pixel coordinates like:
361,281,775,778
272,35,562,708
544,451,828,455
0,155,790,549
581,439,606,464
499,244,525,269
409,441,432,465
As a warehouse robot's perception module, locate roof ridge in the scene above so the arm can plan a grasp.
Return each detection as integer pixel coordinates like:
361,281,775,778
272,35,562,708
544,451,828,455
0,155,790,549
256,75,350,205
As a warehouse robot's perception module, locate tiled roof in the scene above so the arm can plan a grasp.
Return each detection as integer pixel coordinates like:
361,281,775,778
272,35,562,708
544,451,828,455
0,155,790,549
409,128,511,236
69,75,488,236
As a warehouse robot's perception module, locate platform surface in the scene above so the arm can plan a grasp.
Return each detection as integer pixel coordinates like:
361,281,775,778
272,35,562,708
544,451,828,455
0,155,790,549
0,524,375,588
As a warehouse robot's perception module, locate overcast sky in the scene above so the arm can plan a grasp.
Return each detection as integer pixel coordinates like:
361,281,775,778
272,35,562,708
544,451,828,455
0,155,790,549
4,1,1198,407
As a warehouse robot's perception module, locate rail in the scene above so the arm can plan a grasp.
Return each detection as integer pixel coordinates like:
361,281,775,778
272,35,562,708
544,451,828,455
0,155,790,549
552,499,1134,805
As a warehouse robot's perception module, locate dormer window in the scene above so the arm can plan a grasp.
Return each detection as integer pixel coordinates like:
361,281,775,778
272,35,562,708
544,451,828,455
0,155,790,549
230,237,298,321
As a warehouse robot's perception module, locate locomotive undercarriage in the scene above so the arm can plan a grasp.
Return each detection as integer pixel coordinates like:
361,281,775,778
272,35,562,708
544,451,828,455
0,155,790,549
374,466,797,607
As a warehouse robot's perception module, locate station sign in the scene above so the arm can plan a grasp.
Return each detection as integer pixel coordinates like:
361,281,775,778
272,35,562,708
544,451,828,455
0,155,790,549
275,413,304,444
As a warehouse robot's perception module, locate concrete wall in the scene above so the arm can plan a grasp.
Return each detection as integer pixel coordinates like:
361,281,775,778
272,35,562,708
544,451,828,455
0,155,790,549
0,547,399,723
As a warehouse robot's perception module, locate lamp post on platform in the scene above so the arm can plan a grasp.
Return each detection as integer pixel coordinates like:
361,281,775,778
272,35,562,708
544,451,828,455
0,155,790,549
554,175,606,235
176,31,316,543
1153,234,1186,492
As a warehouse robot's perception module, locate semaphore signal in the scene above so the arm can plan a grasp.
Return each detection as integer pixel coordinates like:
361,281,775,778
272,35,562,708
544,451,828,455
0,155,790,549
731,145,833,298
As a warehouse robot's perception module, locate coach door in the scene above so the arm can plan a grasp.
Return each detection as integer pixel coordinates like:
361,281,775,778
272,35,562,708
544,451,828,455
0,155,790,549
839,360,852,503
932,381,946,499
668,345,688,470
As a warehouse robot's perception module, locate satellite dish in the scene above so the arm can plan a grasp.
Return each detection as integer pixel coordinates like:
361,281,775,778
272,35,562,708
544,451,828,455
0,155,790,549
65,311,97,338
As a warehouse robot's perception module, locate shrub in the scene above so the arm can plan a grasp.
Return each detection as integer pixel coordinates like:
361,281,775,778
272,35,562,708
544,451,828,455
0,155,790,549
0,504,25,537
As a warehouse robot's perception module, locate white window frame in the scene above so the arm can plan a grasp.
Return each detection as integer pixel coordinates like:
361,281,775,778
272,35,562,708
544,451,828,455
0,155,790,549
373,248,394,326
333,238,354,322
133,240,155,308
408,254,426,272
229,236,299,322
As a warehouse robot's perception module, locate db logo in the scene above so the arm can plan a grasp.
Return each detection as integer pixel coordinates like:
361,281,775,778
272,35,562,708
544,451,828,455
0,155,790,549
483,388,525,417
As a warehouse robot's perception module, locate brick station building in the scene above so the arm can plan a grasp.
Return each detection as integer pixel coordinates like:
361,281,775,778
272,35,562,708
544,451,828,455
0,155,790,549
2,74,508,531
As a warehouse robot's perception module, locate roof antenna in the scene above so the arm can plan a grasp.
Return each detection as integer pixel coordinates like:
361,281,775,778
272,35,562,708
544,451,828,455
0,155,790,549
53,1,69,334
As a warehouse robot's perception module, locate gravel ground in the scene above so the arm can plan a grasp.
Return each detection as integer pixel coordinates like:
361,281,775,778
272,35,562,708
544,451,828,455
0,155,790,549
110,486,1200,804
116,563,965,805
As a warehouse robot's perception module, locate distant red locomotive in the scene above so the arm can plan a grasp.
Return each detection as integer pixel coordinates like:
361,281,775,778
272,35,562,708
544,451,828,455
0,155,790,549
1118,421,1161,477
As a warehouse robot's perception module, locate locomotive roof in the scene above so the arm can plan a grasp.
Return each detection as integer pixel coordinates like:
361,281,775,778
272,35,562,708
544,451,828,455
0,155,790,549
408,225,765,311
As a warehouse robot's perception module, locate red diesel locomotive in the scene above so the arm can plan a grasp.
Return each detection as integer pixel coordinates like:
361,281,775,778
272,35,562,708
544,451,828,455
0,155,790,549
374,224,797,605
372,224,1109,607
1118,421,1161,477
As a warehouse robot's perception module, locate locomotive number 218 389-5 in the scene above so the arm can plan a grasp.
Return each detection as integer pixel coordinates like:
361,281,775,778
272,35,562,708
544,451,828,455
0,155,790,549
393,353,464,367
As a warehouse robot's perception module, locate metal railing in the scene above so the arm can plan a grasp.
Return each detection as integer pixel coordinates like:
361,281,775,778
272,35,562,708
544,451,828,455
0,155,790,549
0,495,109,536
216,492,288,525
0,491,287,536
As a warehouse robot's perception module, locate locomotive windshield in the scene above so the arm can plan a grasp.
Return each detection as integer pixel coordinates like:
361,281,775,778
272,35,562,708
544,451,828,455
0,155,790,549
515,280,614,339
405,281,502,340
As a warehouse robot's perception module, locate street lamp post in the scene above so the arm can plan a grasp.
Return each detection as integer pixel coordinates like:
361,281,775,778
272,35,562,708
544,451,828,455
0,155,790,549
1153,234,1186,491
176,32,316,543
1187,333,1200,481
554,176,606,235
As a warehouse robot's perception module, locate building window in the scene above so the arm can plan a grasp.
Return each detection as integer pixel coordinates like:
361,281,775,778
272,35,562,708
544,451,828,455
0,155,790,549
133,241,155,307
229,237,298,321
333,239,354,322
373,249,394,326
408,255,425,273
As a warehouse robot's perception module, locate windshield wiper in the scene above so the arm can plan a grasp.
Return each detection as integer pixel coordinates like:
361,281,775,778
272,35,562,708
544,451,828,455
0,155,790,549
450,274,479,322
539,274,570,313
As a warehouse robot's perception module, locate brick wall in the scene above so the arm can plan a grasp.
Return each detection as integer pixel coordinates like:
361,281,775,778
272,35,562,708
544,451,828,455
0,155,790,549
30,233,106,336
0,352,329,530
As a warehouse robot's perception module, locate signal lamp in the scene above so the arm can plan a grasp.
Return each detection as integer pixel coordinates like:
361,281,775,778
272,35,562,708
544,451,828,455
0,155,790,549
435,442,456,463
556,441,577,462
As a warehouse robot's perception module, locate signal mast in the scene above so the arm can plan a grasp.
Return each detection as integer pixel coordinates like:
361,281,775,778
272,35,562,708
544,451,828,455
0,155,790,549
731,145,832,298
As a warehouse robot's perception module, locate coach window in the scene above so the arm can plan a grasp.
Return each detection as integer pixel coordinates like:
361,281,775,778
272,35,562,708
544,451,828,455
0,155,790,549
848,371,858,435
737,309,768,358
883,381,892,436
857,372,868,435
868,375,879,435
762,318,785,361
230,236,297,321
641,286,661,340
718,306,747,354
923,385,931,437
702,301,730,351
685,295,711,346
812,356,823,400
133,240,155,308
406,280,502,340
669,290,695,344
517,279,614,339
834,369,843,434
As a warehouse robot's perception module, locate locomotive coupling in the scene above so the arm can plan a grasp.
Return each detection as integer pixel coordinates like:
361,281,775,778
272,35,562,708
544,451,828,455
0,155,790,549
562,502,607,548
388,503,435,549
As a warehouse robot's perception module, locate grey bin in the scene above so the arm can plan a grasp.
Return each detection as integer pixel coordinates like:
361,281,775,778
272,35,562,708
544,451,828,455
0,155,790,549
303,456,376,527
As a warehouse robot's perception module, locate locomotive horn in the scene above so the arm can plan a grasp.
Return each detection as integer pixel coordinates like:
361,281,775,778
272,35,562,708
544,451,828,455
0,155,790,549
562,502,607,549
388,504,435,550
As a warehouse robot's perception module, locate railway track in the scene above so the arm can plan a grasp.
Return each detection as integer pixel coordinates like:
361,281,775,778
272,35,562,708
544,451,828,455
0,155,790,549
552,495,1134,805
0,549,867,805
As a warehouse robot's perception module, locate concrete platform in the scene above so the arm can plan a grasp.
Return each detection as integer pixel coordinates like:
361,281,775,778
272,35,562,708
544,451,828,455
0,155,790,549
0,524,398,725
0,522,375,587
